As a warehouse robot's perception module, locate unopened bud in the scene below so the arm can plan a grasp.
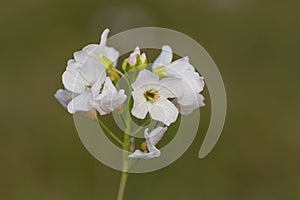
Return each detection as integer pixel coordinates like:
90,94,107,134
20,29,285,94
122,46,147,72
127,53,137,66
140,53,147,64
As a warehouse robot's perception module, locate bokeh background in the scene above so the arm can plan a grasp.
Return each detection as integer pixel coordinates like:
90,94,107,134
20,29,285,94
1,0,300,199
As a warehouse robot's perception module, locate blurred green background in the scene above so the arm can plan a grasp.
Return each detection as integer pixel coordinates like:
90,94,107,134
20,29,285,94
1,0,300,199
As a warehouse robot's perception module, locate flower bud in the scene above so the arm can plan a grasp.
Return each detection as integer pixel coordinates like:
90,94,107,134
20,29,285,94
122,47,147,72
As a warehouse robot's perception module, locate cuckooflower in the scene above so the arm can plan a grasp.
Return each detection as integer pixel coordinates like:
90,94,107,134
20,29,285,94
129,127,167,159
59,28,126,114
63,63,126,115
152,45,205,115
131,69,182,126
62,54,107,113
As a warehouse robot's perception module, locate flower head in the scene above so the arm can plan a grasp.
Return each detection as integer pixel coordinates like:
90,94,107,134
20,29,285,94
129,126,167,159
62,56,107,113
152,45,205,115
131,70,182,126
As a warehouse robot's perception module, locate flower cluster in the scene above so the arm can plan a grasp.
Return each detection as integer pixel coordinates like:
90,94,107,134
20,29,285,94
55,28,205,159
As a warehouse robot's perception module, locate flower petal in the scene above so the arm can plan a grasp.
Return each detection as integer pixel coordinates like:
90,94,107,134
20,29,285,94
149,99,179,126
62,70,89,93
133,46,141,55
127,52,137,66
158,78,183,98
73,50,90,64
67,59,75,65
128,127,167,159
177,74,205,106
145,127,167,150
131,70,159,90
131,89,149,119
179,70,204,93
66,60,82,72
102,46,120,67
128,149,160,159
54,89,77,109
179,93,205,115
91,71,107,97
165,56,194,75
67,93,93,114
100,28,109,47
80,56,106,83
152,45,173,69
82,44,98,54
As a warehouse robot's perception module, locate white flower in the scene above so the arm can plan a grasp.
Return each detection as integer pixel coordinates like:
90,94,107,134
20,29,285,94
62,54,107,113
152,45,205,115
63,64,126,114
131,69,182,126
91,77,127,115
59,28,126,114
129,127,167,159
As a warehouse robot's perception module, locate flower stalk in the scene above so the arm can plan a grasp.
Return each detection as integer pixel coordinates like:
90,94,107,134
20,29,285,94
96,116,123,146
117,83,132,200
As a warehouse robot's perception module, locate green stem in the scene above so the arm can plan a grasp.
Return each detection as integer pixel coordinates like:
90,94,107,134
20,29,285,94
96,117,123,146
117,170,129,200
112,67,126,77
114,67,139,200
117,111,131,200
112,68,131,87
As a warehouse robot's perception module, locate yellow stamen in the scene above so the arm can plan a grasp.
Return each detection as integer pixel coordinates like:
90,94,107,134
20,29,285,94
144,89,160,103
